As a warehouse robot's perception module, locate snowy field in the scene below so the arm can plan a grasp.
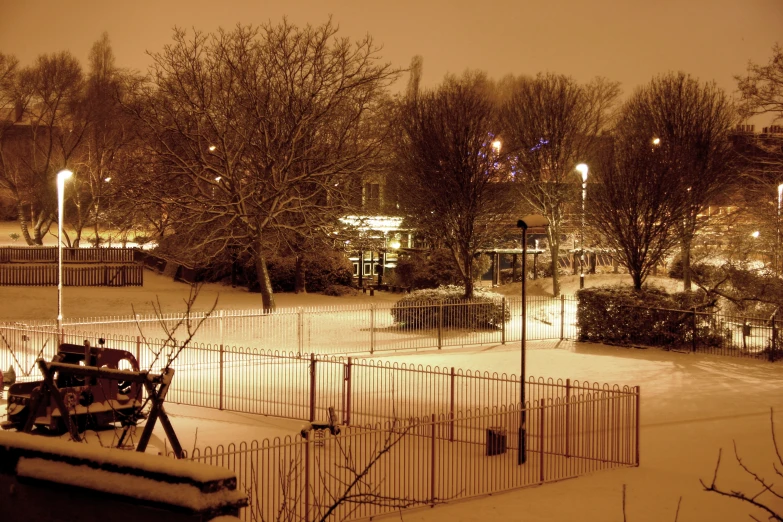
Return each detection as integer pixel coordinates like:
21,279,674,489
1,242,781,520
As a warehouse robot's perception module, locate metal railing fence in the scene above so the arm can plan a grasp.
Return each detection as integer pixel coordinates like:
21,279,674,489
180,393,639,522
59,296,579,355
0,324,637,428
580,304,782,361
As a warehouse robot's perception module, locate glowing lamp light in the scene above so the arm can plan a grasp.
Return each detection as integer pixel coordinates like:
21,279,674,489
575,163,588,183
389,239,401,250
652,137,661,145
752,231,760,238
208,145,216,152
491,140,501,153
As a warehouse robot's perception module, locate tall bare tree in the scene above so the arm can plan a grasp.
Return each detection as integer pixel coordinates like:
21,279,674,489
394,72,512,299
590,116,691,291
126,20,400,309
0,51,87,245
629,73,737,290
499,74,620,295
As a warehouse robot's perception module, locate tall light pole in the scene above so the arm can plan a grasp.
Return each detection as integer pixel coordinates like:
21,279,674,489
575,163,589,289
57,169,73,333
516,214,549,465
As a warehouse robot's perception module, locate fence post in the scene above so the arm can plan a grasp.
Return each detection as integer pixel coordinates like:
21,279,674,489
449,367,455,442
218,310,225,349
370,304,375,355
437,301,443,350
135,336,141,366
430,413,436,504
539,400,545,483
560,295,565,340
345,357,352,426
298,308,304,357
309,353,316,423
565,378,571,458
304,439,311,522
635,385,641,466
691,307,697,353
501,297,506,345
219,343,225,411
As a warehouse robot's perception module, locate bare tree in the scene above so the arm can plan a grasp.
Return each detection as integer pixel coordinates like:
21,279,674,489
0,51,88,245
498,74,620,295
126,20,400,309
590,126,690,290
70,32,141,247
394,72,513,298
626,73,738,290
701,408,783,521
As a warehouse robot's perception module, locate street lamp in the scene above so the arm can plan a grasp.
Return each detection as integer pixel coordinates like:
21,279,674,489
57,169,73,333
575,163,589,289
517,214,549,465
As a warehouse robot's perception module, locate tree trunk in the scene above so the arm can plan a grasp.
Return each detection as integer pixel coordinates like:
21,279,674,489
681,235,692,291
294,255,307,294
254,248,276,310
463,251,474,299
548,231,560,297
17,204,34,246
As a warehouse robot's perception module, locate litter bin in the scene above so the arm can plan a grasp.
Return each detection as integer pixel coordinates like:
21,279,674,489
486,426,507,456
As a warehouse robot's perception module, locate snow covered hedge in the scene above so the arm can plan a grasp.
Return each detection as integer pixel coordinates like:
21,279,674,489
391,285,510,329
576,286,724,348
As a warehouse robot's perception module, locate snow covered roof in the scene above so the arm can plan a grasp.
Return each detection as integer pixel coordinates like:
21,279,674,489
0,431,247,513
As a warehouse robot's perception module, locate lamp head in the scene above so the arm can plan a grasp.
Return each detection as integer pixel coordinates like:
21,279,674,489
57,170,73,183
575,163,588,182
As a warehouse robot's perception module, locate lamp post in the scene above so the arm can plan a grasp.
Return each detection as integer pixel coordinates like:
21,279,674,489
575,163,589,289
57,169,73,333
516,214,549,465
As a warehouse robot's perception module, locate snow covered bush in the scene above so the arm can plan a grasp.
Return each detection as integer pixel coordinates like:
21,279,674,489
267,250,354,293
576,286,725,348
391,285,510,329
322,284,358,297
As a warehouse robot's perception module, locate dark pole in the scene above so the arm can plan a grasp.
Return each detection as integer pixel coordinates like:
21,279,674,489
518,224,527,465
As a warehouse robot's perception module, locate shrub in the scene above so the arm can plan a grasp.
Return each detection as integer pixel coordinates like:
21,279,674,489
576,285,722,348
267,250,354,293
394,249,493,290
391,285,510,329
323,284,358,297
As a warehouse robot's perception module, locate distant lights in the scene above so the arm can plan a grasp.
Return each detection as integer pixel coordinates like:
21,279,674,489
652,137,661,145
104,177,111,182
752,231,760,238
208,145,217,152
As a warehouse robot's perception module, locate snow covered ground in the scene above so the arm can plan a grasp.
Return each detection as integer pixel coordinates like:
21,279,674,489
1,248,781,520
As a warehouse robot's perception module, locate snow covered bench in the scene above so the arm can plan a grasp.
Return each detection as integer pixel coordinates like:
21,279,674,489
0,431,247,522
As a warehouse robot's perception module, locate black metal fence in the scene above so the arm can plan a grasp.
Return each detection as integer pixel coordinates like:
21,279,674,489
0,265,143,287
0,247,136,263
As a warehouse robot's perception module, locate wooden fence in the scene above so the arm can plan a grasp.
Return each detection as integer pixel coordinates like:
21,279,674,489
0,265,143,286
0,247,135,264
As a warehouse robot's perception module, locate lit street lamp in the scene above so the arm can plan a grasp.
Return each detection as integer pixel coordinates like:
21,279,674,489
57,169,73,333
575,163,589,289
517,214,549,465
